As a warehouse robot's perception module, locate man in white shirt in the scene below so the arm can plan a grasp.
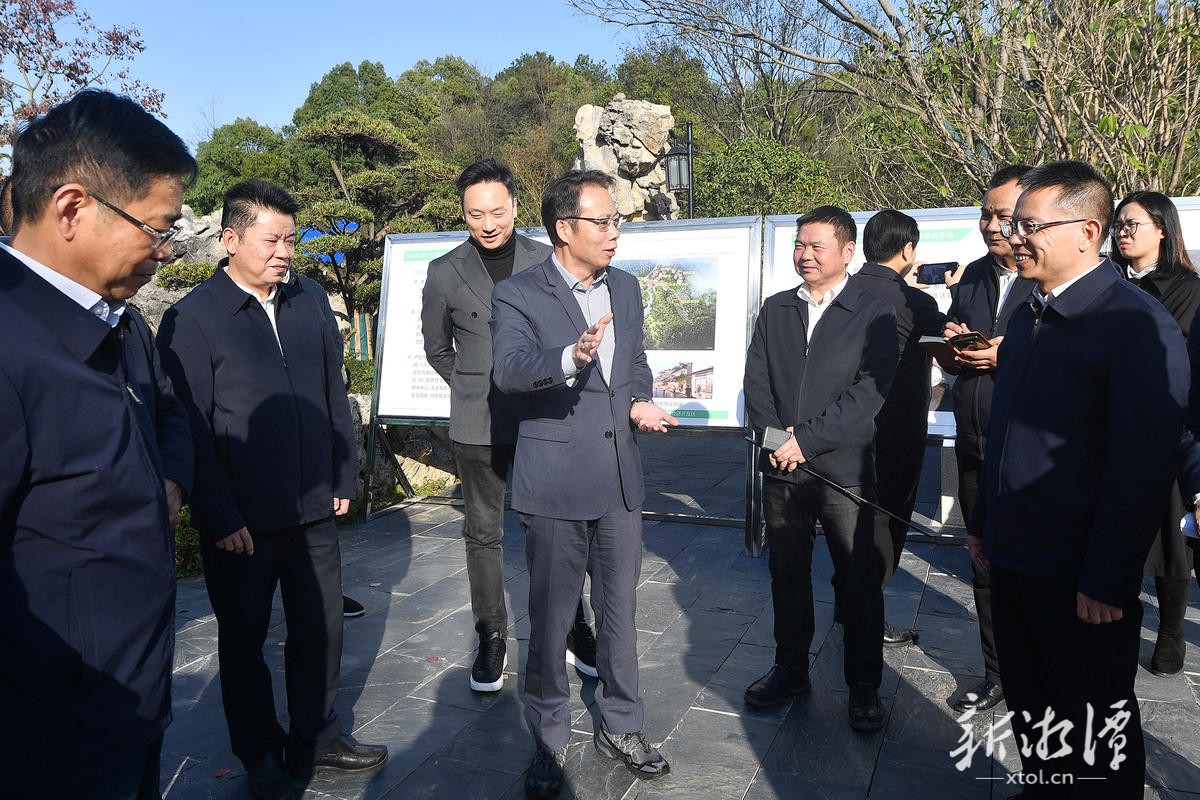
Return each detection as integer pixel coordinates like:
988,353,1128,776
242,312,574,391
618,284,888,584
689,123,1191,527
742,206,899,732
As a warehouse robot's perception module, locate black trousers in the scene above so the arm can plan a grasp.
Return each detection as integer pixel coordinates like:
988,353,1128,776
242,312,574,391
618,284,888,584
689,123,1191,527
764,475,884,687
451,441,515,635
873,439,926,585
991,567,1145,798
956,446,1001,684
202,515,343,765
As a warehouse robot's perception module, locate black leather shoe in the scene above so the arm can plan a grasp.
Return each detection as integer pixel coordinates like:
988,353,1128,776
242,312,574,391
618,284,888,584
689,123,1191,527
566,621,598,678
245,751,297,800
289,736,388,778
951,679,1004,712
848,683,885,732
594,726,669,779
883,622,918,647
1150,632,1185,676
744,664,811,708
524,745,566,798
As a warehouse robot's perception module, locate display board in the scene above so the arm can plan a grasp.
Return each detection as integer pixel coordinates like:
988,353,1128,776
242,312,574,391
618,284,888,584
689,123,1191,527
373,218,762,428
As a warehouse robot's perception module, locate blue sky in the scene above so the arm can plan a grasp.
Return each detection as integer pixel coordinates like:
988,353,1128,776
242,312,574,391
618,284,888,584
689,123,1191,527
87,0,639,149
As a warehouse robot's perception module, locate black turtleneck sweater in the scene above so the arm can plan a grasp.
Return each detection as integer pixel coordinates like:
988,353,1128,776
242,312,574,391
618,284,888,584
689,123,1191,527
470,232,517,285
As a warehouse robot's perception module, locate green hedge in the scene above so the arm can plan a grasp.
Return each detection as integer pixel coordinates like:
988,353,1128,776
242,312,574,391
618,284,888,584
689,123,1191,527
174,507,204,578
346,357,375,394
157,261,217,290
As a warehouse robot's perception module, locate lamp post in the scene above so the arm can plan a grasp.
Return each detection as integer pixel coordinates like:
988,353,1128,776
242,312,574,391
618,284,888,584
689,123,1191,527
664,121,694,219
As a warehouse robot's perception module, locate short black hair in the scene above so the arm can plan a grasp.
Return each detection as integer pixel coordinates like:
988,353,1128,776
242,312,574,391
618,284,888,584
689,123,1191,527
541,169,615,247
456,158,516,202
1018,160,1114,235
986,163,1033,192
221,179,300,235
0,177,12,235
863,209,919,263
8,89,195,231
1112,191,1195,276
796,205,856,248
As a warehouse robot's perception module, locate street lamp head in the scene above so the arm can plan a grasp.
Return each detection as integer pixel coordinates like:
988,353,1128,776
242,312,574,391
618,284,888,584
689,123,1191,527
665,144,691,192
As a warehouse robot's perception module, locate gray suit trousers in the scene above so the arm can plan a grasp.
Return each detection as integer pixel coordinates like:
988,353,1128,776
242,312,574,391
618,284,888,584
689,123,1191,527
520,489,644,750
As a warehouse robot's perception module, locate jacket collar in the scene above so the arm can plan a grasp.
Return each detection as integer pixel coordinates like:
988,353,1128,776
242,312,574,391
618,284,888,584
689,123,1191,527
858,262,903,284
211,257,292,315
1034,258,1118,320
0,247,115,362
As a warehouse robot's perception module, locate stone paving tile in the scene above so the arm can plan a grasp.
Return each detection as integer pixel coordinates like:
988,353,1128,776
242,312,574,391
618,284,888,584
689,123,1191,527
160,436,1200,799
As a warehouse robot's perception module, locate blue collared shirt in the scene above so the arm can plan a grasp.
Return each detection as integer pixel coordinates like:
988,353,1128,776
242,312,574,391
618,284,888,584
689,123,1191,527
554,254,615,383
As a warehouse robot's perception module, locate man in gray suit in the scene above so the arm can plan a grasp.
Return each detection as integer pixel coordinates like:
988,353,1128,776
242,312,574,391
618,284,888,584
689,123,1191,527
421,159,595,693
491,170,677,799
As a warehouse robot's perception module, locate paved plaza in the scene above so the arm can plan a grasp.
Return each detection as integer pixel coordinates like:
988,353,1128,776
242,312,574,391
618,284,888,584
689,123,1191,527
163,434,1200,799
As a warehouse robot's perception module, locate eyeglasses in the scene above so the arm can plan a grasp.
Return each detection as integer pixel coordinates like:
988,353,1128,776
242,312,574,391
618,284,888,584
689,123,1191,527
561,215,622,232
1112,220,1150,237
999,218,1087,239
88,190,182,250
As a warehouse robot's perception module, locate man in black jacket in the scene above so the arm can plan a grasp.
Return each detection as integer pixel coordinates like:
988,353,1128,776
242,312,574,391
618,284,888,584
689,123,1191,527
0,90,194,798
942,164,1034,714
158,180,386,800
852,210,948,647
742,206,898,732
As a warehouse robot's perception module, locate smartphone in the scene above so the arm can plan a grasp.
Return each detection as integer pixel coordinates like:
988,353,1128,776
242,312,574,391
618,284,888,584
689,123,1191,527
916,261,958,285
949,331,992,351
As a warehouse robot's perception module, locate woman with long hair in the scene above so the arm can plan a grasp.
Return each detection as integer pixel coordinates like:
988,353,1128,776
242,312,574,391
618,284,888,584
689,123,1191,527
1112,190,1200,677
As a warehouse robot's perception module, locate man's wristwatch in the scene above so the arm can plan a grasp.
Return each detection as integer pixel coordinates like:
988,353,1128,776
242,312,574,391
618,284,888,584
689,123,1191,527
632,396,650,404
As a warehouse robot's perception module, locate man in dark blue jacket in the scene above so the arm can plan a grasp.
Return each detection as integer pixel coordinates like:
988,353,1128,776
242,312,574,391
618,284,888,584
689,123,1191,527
942,164,1034,714
157,180,385,800
977,161,1187,796
0,90,195,798
742,206,898,732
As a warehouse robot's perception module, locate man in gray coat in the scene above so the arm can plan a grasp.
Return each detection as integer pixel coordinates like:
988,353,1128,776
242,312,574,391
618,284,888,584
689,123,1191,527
492,170,677,798
421,159,595,693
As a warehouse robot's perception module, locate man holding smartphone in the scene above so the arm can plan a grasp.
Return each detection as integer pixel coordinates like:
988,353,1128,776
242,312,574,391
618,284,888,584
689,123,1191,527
942,164,1034,714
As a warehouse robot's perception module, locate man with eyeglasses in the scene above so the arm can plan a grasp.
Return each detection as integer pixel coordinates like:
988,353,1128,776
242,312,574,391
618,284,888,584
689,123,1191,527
491,170,677,798
421,158,597,695
974,160,1187,796
0,90,195,798
158,179,387,800
941,164,1034,715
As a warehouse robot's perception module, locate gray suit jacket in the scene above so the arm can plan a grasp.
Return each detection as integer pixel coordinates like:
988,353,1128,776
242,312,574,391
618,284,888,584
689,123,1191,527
491,258,652,520
421,234,550,445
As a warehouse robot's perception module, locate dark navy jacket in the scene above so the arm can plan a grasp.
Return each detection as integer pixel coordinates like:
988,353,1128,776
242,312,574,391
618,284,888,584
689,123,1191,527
157,266,356,541
946,254,1035,458
0,248,193,791
977,262,1188,605
851,263,948,445
743,281,899,486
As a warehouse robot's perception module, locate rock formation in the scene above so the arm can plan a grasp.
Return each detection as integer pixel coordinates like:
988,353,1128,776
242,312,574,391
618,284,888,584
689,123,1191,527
574,94,680,221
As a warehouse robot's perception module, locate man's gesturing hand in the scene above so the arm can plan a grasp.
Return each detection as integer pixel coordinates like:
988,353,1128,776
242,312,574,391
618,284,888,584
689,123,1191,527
572,312,613,369
631,401,679,433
